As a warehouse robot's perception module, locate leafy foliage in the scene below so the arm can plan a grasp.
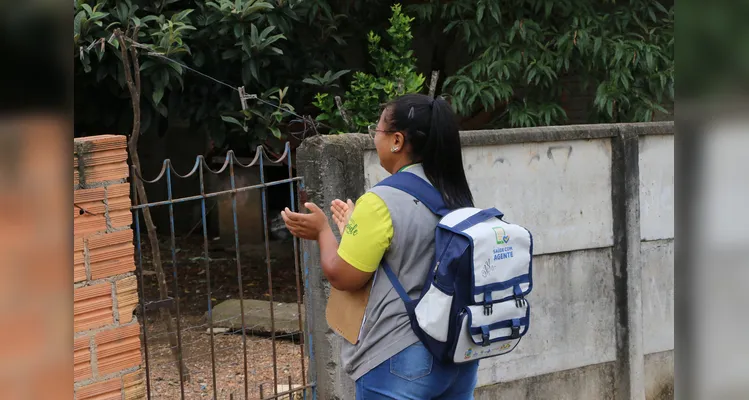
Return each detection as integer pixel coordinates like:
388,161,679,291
73,0,363,153
74,0,675,149
407,0,674,126
310,4,425,133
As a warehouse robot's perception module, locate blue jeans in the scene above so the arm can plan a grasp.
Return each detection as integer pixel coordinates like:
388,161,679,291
355,342,479,400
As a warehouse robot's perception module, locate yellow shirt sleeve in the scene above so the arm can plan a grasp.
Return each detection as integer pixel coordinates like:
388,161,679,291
337,192,393,273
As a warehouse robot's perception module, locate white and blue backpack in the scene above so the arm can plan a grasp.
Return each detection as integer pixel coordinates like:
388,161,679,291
375,171,533,364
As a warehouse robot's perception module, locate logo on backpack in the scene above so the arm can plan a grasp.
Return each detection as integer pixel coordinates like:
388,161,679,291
493,226,510,245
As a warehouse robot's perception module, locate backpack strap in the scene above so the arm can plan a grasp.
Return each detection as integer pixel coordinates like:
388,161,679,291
375,171,447,314
381,260,416,314
451,208,504,231
375,172,451,217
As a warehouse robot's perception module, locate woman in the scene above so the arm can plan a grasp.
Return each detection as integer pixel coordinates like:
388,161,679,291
281,93,478,399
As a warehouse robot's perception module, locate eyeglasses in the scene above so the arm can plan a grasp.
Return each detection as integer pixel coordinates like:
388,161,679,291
367,124,396,139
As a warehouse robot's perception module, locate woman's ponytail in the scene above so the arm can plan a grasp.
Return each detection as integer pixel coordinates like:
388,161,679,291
385,94,474,209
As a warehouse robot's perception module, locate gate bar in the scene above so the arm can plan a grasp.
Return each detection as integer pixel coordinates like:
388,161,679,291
166,163,187,399
132,176,152,400
229,157,251,400
259,150,280,396
130,177,302,209
199,162,219,399
288,144,307,386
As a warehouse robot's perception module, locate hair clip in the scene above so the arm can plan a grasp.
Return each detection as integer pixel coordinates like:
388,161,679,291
408,107,415,119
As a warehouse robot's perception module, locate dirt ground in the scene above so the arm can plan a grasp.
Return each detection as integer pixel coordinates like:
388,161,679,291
143,315,309,400
136,234,310,399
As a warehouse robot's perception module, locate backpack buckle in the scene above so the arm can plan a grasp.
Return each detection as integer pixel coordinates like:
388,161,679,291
510,318,521,339
483,290,493,315
510,326,520,339
513,284,526,308
481,326,491,346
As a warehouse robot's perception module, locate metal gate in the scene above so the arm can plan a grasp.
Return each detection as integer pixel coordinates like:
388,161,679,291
130,142,313,399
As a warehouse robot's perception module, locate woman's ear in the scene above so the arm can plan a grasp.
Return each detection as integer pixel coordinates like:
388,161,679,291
393,132,405,151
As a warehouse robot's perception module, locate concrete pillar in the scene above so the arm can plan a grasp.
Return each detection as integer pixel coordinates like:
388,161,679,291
611,127,646,400
295,134,371,400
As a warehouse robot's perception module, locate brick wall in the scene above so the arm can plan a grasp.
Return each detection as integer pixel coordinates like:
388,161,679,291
73,135,145,400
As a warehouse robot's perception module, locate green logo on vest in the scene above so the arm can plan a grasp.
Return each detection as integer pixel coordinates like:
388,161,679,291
345,219,359,236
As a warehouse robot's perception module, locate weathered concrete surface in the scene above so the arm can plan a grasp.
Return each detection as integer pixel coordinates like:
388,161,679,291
476,248,616,384
208,299,305,334
638,135,675,241
296,134,369,400
207,166,264,245
645,351,674,400
611,131,645,399
365,138,614,255
475,362,616,400
641,240,674,354
476,355,674,400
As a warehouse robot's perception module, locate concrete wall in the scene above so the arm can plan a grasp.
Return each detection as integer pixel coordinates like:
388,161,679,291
296,122,674,400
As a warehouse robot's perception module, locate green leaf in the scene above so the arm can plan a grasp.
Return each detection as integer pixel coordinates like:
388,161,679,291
251,24,259,44
476,3,485,23
139,61,156,71
168,62,183,75
152,85,165,106
221,115,243,126
270,126,282,139
74,11,85,38
646,52,655,69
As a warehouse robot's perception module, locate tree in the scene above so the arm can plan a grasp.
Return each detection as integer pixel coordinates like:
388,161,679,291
310,4,425,133
407,0,674,127
73,0,363,153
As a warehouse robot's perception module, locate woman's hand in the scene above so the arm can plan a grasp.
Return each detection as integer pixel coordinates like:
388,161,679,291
331,199,355,236
281,202,330,241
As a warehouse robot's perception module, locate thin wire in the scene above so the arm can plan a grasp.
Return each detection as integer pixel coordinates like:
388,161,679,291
123,38,240,92
122,36,333,133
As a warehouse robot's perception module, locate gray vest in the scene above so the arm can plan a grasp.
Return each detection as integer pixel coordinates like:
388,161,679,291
340,165,439,381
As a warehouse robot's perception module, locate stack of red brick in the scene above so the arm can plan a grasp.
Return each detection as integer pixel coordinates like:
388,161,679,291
73,135,145,400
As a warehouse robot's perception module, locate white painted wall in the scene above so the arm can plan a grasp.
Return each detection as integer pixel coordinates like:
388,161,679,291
476,249,616,385
364,139,614,255
639,135,675,241
641,240,675,354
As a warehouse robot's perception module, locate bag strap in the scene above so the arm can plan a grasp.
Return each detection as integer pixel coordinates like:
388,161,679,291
381,260,415,314
375,172,451,217
451,208,504,231
375,171,447,314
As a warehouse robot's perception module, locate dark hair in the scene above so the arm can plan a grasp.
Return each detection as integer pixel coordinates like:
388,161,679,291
384,93,474,209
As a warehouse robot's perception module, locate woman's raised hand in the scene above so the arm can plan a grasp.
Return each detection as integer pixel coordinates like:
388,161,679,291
331,199,355,236
280,202,329,241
